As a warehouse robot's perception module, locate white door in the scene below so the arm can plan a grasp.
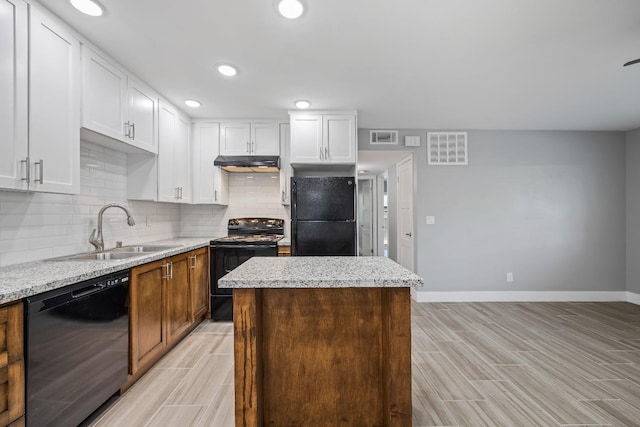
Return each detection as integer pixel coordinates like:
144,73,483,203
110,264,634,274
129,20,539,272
397,156,414,271
128,79,158,154
0,0,28,190
324,114,356,163
251,122,279,155
358,179,374,256
220,123,251,155
81,45,127,141
29,8,80,194
289,115,322,163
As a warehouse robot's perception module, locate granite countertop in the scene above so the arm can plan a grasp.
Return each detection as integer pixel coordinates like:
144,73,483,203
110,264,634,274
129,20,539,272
0,237,216,305
218,256,423,289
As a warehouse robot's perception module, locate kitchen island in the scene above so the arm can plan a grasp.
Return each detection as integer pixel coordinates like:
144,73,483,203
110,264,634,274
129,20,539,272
219,256,423,427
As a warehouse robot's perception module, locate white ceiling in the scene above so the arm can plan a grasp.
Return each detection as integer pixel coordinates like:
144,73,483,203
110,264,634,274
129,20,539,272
39,0,640,131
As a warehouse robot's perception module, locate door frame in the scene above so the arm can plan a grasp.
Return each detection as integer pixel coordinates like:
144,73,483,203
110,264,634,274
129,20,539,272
376,171,387,257
357,176,377,256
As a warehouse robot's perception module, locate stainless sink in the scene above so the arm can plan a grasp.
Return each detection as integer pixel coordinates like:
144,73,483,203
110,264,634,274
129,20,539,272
46,244,184,262
112,245,183,253
49,252,144,261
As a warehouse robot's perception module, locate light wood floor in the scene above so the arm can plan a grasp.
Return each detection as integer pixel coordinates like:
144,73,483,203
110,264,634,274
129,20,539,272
90,301,640,426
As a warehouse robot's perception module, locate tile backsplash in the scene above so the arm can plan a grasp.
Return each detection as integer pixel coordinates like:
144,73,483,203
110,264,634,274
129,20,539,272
180,173,290,238
0,141,288,267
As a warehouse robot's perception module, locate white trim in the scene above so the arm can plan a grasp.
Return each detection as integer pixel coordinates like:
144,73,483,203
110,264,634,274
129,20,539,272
415,290,629,303
628,292,640,305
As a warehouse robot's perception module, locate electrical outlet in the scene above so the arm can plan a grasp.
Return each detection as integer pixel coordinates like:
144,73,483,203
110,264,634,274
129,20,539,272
506,272,514,283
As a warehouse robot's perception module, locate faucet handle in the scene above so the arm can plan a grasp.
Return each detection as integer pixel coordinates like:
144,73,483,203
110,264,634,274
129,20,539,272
89,228,96,242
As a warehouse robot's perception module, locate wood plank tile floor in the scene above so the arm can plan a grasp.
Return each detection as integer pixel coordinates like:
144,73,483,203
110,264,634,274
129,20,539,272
90,302,640,426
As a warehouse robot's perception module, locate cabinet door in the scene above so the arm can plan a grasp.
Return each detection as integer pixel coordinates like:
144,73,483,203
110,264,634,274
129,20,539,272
324,114,356,163
214,167,229,205
251,122,280,155
157,102,177,202
290,115,323,163
279,123,291,205
189,248,209,321
192,122,228,205
174,113,191,203
130,260,166,375
0,0,28,191
220,123,251,155
166,255,191,344
128,78,158,154
29,8,80,194
81,45,127,142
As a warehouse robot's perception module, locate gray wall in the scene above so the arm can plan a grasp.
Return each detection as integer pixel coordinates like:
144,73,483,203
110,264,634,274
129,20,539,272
360,129,627,293
627,128,640,293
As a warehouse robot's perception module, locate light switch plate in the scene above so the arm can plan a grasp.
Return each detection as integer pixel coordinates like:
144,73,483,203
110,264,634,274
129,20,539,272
426,216,435,225
405,135,421,147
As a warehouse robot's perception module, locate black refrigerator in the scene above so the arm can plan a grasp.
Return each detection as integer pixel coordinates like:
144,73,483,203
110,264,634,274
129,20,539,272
291,176,356,256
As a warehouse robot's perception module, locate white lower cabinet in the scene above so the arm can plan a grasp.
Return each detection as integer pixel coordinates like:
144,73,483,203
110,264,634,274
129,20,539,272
191,122,229,205
0,3,80,194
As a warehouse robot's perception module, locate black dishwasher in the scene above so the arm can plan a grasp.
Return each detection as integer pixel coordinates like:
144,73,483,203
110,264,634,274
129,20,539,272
25,270,130,427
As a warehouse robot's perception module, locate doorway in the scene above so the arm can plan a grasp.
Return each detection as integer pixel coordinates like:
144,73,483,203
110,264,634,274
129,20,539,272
396,155,414,272
357,178,374,256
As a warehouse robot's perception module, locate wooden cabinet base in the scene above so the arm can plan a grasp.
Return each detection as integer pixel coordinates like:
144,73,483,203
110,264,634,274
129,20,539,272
233,287,412,427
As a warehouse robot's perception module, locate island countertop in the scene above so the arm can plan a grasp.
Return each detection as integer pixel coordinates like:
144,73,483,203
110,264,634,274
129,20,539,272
218,256,423,289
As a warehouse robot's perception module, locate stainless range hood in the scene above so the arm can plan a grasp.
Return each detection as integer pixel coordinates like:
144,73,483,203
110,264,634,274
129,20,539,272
214,155,280,173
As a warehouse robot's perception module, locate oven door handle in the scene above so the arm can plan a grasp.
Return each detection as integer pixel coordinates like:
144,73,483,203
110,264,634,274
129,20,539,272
211,244,276,250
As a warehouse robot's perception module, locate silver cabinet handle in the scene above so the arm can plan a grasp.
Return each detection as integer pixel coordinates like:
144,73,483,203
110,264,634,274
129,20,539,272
282,190,285,202
131,123,135,140
252,141,255,153
163,262,173,279
325,146,329,160
21,157,30,182
214,189,218,201
405,232,412,237
319,146,324,160
179,187,183,199
34,159,44,184
125,122,130,137
246,141,250,153
190,255,197,269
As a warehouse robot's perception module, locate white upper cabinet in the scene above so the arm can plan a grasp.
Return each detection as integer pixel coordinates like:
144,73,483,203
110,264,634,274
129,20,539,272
0,1,80,194
290,112,356,165
157,101,191,203
0,0,28,191
81,45,158,154
219,122,279,156
27,6,80,194
191,122,229,205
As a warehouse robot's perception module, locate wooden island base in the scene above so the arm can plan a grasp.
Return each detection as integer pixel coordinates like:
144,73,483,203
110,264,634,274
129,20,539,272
233,287,412,427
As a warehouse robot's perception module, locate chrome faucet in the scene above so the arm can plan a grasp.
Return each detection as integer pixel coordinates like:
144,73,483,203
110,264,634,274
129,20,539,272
89,203,136,252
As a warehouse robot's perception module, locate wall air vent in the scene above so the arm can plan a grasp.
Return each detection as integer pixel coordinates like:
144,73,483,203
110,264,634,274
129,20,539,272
427,132,468,165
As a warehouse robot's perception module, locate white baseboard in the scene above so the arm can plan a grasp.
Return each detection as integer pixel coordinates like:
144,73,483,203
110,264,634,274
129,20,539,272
415,290,630,303
628,292,640,305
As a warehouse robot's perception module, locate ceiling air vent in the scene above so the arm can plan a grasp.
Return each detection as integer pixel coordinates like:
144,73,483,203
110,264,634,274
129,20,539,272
427,132,468,165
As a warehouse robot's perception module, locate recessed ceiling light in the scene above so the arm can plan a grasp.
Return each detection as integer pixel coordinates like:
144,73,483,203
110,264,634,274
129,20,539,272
217,64,237,77
358,170,368,174
184,100,201,108
69,0,103,16
277,0,304,19
295,100,311,109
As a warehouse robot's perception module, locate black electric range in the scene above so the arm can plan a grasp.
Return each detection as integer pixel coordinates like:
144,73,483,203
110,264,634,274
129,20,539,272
210,218,284,320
